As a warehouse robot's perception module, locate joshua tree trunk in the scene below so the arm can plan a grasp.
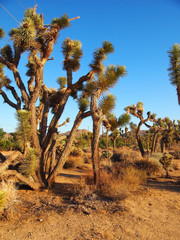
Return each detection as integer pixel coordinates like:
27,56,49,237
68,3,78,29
105,130,109,149
90,91,103,185
136,121,145,157
91,117,101,186
47,111,91,187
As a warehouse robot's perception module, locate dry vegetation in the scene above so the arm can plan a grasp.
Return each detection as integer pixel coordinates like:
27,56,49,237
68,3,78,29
0,147,180,240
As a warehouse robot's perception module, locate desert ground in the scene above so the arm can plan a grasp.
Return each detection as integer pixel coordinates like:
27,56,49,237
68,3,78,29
0,151,180,240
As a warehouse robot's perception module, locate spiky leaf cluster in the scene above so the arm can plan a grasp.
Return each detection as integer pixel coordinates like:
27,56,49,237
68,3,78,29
90,41,114,73
99,94,116,115
118,113,130,127
108,117,118,131
0,28,5,39
51,14,70,29
24,8,43,29
98,65,126,91
0,64,11,89
15,110,31,151
8,7,45,52
0,45,14,63
26,56,37,76
83,82,96,96
57,77,67,89
78,97,89,112
159,152,173,171
0,63,5,81
62,38,83,71
20,146,38,177
168,43,180,86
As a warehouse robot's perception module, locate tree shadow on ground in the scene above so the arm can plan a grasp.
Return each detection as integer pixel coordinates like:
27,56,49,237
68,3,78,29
146,176,180,193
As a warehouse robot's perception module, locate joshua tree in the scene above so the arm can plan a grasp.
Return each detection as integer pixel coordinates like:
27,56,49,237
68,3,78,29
159,152,173,178
0,7,125,189
107,113,130,150
78,43,127,184
125,102,156,157
168,43,180,105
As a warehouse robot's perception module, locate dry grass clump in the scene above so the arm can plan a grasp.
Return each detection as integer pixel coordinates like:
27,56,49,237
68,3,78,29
111,148,142,163
70,147,84,157
134,159,160,176
0,180,17,218
98,163,146,200
63,156,90,170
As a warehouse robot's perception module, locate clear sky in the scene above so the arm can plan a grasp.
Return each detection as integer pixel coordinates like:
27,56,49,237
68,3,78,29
0,0,180,133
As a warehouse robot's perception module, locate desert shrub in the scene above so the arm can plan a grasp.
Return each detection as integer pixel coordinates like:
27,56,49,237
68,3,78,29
159,152,173,177
63,159,75,169
0,181,17,218
63,156,84,169
70,147,84,157
0,140,13,151
169,151,180,159
98,171,129,200
98,163,146,200
83,155,91,164
101,150,113,159
111,148,142,163
134,160,160,175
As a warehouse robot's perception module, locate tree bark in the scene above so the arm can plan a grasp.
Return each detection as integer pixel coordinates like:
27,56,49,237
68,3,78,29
47,111,91,186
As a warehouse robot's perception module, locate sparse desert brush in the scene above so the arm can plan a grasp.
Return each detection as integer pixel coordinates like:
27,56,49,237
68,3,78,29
0,181,17,218
63,156,84,169
120,166,147,191
83,152,91,164
70,147,84,157
98,170,130,200
101,150,113,159
134,159,160,176
112,148,142,163
97,163,146,200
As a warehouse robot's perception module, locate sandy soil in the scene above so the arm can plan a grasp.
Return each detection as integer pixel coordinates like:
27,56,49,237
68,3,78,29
0,159,179,240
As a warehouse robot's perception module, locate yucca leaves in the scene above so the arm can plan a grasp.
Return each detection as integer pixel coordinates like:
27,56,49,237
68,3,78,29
0,45,14,63
51,14,70,29
99,94,116,115
62,38,83,72
57,77,67,89
78,97,89,112
118,113,130,126
15,110,31,152
26,56,37,76
20,146,38,177
98,65,126,91
90,41,114,73
0,28,5,39
168,43,180,86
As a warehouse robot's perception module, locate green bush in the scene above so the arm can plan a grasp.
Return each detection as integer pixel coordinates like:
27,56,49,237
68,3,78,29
0,140,13,151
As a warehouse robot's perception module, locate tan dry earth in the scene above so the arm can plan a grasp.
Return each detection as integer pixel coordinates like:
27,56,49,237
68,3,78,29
0,156,179,240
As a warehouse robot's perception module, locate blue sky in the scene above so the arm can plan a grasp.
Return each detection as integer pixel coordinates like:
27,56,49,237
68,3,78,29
0,0,180,133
